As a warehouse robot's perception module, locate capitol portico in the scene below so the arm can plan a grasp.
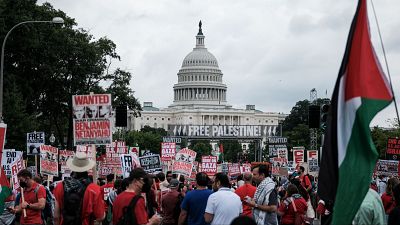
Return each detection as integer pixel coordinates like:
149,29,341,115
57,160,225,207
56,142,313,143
127,21,286,145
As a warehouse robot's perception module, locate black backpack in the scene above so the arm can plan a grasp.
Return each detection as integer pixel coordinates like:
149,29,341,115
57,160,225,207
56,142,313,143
116,195,142,225
62,180,90,225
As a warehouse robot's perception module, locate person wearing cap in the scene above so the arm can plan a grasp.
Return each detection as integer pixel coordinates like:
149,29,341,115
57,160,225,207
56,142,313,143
53,152,105,225
161,179,181,225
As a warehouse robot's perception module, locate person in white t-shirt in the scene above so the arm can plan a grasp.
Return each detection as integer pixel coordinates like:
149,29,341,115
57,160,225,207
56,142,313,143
204,173,242,225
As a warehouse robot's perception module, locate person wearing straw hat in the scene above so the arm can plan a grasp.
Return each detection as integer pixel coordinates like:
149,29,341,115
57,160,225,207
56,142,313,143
53,152,105,225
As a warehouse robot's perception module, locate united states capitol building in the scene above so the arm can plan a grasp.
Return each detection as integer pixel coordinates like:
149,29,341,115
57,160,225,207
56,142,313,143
127,22,286,143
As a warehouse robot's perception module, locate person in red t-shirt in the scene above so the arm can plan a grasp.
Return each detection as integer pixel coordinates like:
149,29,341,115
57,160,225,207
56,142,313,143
9,169,46,225
382,178,400,214
235,172,257,217
298,166,311,192
54,152,105,225
278,184,308,225
101,173,115,225
112,168,161,225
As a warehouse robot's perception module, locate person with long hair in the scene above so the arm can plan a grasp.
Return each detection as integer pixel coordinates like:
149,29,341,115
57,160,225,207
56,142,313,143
388,184,400,225
381,178,399,215
278,184,307,225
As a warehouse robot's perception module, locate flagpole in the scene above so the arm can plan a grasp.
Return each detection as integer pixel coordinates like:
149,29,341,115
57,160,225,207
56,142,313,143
370,0,400,128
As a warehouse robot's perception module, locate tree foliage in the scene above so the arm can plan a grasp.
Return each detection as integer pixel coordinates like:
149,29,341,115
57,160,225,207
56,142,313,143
0,0,141,150
189,140,212,161
123,126,166,155
220,140,242,163
282,98,329,150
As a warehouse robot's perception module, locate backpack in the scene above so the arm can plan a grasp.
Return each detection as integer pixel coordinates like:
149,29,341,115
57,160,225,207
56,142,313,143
33,185,55,224
62,180,90,225
116,195,142,225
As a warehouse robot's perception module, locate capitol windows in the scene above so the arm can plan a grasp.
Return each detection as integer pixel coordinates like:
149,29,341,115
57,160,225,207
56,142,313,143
246,118,249,121
154,118,157,120
189,117,192,119
162,118,164,120
147,118,149,120
168,118,170,121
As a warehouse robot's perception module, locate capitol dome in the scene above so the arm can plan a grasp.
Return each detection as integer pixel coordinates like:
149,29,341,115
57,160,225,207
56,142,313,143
182,48,219,68
171,21,228,109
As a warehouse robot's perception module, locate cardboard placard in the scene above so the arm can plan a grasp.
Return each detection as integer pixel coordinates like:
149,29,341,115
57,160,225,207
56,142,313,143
26,132,45,155
201,156,217,176
40,145,59,176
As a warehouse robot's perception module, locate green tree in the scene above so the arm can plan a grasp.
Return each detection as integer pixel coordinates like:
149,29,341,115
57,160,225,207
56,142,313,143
371,125,400,159
282,98,329,150
189,140,212,161
123,126,167,155
220,140,242,162
0,0,141,150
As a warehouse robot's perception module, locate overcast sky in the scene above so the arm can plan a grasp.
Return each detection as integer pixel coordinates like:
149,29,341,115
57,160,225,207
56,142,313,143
38,0,400,127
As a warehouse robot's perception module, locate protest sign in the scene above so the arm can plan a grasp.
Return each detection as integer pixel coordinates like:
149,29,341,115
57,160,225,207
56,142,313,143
201,156,217,176
120,154,137,178
293,147,305,167
172,148,196,177
287,161,296,174
72,94,112,145
375,160,400,177
104,141,128,175
271,157,288,176
27,166,37,177
59,150,74,174
26,132,45,155
1,150,23,177
386,138,400,160
40,145,58,176
161,142,176,161
221,163,229,174
240,163,252,174
228,163,241,177
130,146,139,155
139,154,162,174
268,137,288,158
307,150,319,173
10,155,24,190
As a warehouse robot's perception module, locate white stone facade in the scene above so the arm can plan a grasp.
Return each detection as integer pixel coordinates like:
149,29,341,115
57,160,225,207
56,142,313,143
127,22,286,133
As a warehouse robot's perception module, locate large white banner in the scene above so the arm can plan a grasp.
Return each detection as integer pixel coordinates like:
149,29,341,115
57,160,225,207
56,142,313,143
72,94,112,145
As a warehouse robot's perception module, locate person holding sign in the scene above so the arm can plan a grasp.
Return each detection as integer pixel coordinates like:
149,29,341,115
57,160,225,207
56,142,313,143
8,169,46,225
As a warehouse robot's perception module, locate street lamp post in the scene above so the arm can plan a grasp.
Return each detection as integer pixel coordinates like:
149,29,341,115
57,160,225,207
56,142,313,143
0,17,64,122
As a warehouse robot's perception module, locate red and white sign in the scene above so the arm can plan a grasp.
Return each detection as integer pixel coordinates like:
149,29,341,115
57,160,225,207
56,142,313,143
172,148,196,177
293,148,305,167
161,142,176,161
72,94,112,146
228,163,241,177
271,157,288,175
201,156,217,176
40,145,59,176
103,141,128,175
10,152,24,190
240,163,252,174
130,146,140,155
307,150,319,173
59,150,74,174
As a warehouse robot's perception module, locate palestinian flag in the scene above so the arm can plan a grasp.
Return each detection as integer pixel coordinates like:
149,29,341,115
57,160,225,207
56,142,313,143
317,0,393,224
0,123,11,214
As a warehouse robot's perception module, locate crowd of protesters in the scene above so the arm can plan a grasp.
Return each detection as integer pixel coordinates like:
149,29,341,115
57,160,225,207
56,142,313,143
1,151,400,225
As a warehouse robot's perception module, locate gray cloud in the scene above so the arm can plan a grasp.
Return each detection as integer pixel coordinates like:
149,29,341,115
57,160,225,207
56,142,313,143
38,0,400,127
